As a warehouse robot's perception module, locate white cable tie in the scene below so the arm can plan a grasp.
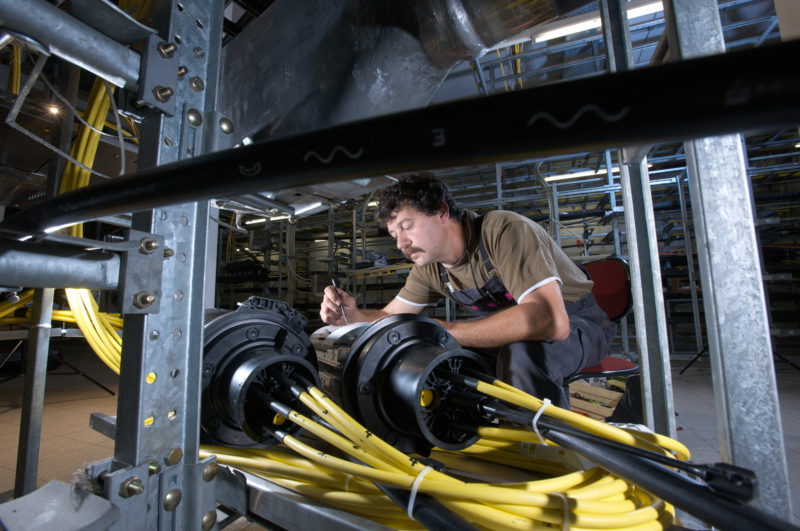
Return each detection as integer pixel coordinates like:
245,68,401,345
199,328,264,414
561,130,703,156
407,465,433,520
343,474,352,492
549,491,570,531
531,398,552,445
35,323,52,329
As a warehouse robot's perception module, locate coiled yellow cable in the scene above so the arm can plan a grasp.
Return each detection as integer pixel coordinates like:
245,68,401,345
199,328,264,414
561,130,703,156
201,383,679,530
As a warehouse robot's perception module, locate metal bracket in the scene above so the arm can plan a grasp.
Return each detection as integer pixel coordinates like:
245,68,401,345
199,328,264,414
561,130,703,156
118,229,165,314
137,34,179,116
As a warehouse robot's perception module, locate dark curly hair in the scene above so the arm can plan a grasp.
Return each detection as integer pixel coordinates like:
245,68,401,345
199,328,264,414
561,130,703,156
375,173,462,227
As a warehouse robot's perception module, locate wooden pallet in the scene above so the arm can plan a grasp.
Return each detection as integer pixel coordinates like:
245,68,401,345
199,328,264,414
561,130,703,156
568,380,623,420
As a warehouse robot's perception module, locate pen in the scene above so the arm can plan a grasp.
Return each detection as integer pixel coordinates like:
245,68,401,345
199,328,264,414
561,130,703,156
331,278,349,324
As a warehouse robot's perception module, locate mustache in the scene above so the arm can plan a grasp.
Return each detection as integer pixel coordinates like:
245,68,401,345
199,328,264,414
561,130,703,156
403,247,423,258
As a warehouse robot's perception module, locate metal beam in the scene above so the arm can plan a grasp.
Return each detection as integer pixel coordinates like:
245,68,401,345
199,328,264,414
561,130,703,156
0,240,120,290
14,288,54,497
665,0,792,518
619,159,675,436
602,0,675,434
0,0,140,89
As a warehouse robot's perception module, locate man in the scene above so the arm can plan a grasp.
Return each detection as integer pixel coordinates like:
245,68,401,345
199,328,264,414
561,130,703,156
320,174,616,408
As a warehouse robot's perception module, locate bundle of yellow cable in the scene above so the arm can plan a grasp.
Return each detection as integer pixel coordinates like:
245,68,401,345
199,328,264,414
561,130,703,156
0,289,34,320
49,76,125,374
201,382,679,530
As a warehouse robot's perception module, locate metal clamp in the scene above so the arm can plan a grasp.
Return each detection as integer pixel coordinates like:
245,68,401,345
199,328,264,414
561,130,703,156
118,229,166,314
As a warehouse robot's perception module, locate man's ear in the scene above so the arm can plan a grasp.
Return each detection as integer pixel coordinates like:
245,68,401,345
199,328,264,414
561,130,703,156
439,201,450,222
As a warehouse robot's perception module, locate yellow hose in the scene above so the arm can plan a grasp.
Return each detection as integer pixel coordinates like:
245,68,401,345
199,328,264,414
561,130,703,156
200,384,677,530
0,289,34,319
8,45,21,95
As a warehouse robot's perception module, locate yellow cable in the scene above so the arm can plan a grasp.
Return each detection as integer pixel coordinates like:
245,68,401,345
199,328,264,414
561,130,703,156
497,49,510,92
0,289,34,319
9,45,21,95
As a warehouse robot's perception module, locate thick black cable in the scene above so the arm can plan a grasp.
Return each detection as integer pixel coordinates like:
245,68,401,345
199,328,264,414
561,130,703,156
3,40,800,237
479,399,757,502
542,428,799,531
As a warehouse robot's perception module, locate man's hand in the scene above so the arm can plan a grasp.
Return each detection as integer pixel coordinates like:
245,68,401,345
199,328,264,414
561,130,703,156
320,285,356,325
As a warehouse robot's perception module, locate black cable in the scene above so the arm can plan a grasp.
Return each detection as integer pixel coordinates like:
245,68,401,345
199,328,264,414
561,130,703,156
544,428,799,531
478,399,757,503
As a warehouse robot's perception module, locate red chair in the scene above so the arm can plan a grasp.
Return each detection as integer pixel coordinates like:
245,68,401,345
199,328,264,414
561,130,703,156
564,257,638,385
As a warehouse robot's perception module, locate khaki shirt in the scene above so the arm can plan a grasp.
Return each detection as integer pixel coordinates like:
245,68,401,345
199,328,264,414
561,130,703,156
397,210,593,306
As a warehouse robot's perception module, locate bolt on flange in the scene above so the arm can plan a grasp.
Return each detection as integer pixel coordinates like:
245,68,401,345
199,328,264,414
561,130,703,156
119,477,144,498
133,291,156,309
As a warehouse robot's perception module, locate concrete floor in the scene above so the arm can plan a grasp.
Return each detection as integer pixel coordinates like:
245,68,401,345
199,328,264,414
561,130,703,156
1,340,798,527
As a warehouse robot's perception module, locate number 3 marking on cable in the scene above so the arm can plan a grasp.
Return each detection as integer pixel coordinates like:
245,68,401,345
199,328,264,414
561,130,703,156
431,128,446,147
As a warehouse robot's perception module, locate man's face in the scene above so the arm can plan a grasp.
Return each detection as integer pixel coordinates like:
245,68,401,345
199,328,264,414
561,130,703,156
386,204,447,267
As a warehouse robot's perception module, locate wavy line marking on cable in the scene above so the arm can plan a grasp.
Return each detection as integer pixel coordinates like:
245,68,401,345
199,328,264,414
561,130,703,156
526,104,631,129
304,146,365,164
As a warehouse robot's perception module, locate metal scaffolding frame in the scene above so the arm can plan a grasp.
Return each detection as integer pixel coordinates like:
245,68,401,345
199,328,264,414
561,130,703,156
0,0,797,527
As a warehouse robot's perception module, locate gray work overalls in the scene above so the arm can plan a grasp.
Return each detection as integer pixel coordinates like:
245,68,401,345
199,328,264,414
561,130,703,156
437,218,617,409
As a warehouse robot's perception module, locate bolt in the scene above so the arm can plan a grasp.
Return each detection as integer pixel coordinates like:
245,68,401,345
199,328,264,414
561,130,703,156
437,332,448,345
119,477,144,498
164,447,183,466
202,510,217,531
153,86,174,102
149,330,160,341
163,489,182,511
189,76,205,92
219,117,234,134
187,108,203,126
358,382,372,395
177,65,188,79
157,41,177,58
246,327,259,340
139,237,160,254
133,291,156,309
148,461,162,476
203,461,218,482
387,330,401,344
163,247,175,259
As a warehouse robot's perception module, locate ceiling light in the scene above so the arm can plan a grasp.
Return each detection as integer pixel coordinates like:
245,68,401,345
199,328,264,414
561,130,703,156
47,105,59,115
795,142,800,149
314,239,327,243
533,0,663,43
545,168,618,182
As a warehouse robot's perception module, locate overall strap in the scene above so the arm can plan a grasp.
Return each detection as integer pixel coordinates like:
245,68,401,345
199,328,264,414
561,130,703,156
474,215,496,275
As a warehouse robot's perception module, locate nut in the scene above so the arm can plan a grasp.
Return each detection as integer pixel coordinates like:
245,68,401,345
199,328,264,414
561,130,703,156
157,41,177,58
139,237,160,254
153,86,174,103
164,447,183,466
189,77,205,92
132,291,156,309
119,477,144,498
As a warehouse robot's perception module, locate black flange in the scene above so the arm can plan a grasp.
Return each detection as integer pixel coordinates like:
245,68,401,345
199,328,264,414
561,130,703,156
340,314,490,455
201,297,319,448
